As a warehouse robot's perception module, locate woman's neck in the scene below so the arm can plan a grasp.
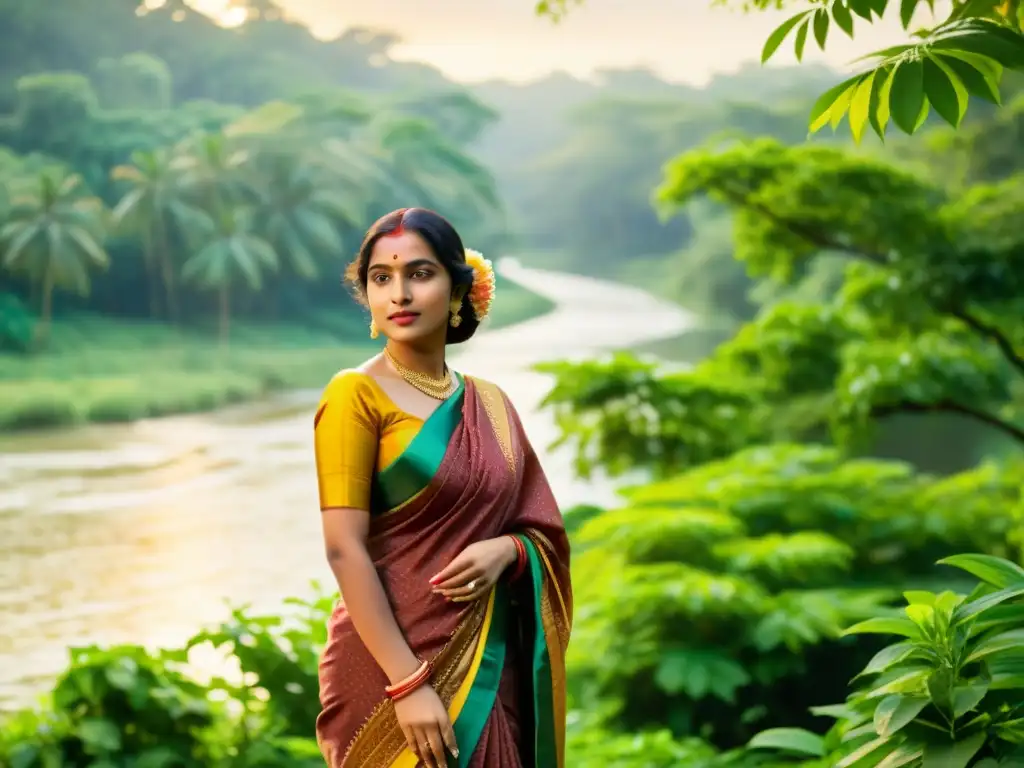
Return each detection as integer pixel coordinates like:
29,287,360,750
385,341,447,379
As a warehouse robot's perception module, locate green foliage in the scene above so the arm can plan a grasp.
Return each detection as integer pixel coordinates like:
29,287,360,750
535,120,1024,765
535,0,1024,141
565,443,1022,754
538,139,1024,483
747,554,1024,766
760,3,1024,140
0,66,506,349
0,589,335,768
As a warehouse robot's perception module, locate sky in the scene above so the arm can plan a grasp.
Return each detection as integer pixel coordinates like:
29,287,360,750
190,0,945,86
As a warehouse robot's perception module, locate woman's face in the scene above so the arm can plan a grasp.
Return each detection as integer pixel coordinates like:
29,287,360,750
366,230,457,345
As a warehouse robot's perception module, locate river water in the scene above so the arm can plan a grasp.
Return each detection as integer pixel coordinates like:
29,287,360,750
0,260,693,708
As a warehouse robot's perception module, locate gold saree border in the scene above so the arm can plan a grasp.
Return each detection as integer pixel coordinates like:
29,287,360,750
524,530,572,768
470,376,516,472
341,597,490,767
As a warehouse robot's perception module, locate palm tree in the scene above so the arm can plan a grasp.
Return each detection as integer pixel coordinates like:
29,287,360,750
171,132,251,216
181,206,278,348
247,149,363,279
110,148,207,322
0,170,109,347
367,114,501,217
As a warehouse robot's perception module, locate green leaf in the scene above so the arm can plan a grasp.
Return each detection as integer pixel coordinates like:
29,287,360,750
939,554,1024,589
927,668,954,718
866,667,932,698
814,8,830,49
848,0,874,19
900,0,921,29
848,71,876,142
954,586,1024,624
870,66,893,138
836,735,896,768
762,12,812,63
932,25,1024,69
874,694,930,737
833,0,855,36
966,628,1024,663
921,731,986,768
877,743,926,767
794,19,810,61
77,717,122,752
939,53,1001,104
808,74,862,133
952,681,989,718
904,591,937,606
906,603,937,633
889,59,925,135
748,727,826,756
922,56,966,127
861,642,917,676
844,616,923,639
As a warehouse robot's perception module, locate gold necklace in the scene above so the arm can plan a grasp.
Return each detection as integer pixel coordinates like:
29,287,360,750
384,347,457,400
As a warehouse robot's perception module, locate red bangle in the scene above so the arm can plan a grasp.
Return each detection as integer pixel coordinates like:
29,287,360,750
509,535,527,581
385,660,431,700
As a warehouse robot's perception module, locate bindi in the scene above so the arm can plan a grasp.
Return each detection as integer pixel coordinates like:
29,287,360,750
393,254,398,260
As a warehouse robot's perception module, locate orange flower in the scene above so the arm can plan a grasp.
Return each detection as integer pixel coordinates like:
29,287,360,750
465,248,495,321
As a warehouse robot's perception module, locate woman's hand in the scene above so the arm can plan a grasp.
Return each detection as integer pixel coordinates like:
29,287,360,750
393,684,458,767
429,536,518,602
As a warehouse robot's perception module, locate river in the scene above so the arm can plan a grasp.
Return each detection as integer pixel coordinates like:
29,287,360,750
0,260,694,708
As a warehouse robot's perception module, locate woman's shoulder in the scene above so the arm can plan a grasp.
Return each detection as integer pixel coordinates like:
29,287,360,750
316,363,386,424
464,373,511,403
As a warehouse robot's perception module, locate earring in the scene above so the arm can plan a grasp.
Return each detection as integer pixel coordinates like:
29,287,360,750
449,300,463,328
369,319,379,339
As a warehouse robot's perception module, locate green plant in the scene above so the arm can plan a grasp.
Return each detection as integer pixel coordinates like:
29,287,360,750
563,443,1021,753
747,554,1024,766
0,588,334,767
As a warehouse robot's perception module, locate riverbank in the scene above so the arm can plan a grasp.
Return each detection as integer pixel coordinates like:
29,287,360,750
0,274,555,433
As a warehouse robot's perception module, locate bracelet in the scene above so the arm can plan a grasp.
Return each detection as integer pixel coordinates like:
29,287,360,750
385,659,431,700
509,535,527,581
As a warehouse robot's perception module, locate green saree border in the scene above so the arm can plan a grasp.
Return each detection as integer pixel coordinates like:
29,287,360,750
372,372,465,514
448,580,509,768
520,534,558,767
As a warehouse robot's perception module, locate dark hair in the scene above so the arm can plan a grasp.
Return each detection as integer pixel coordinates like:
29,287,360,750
344,208,479,345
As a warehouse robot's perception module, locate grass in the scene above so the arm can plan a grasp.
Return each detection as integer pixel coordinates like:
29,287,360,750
0,272,555,433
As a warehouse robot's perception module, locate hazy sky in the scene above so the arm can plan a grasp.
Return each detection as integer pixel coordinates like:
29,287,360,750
193,0,942,85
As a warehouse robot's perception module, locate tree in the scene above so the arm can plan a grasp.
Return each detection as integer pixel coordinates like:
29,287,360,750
538,139,1024,478
534,0,1024,140
110,147,206,321
180,206,278,348
0,170,109,345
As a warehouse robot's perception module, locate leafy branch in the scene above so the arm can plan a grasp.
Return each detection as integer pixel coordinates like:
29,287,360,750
761,2,1024,140
708,178,1024,382
873,399,1024,445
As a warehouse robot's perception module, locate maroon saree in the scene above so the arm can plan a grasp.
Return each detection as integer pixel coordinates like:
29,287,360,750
316,375,573,767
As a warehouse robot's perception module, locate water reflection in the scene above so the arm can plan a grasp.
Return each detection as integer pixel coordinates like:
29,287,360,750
0,260,694,707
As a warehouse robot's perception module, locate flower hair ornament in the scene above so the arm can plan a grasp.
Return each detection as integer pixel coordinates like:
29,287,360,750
464,249,495,322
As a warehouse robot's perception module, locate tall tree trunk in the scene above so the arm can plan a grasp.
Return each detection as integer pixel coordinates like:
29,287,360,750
156,215,179,325
219,282,230,351
34,264,54,350
142,228,161,319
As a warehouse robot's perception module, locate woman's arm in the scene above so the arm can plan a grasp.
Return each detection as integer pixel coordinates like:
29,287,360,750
314,373,456,767
321,507,421,683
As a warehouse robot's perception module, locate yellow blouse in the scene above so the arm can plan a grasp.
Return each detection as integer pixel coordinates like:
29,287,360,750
313,371,423,511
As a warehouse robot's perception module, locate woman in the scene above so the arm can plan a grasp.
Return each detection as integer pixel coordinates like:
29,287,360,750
313,207,572,768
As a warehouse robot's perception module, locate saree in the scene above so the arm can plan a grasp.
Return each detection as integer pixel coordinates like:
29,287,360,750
316,374,573,768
